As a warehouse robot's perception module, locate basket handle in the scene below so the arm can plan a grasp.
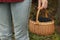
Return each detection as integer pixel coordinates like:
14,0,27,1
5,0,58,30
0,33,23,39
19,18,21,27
36,8,40,24
35,0,42,24
36,8,48,24
36,0,48,24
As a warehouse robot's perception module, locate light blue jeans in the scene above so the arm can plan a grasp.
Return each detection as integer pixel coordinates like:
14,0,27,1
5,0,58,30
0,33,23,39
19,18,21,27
0,0,31,40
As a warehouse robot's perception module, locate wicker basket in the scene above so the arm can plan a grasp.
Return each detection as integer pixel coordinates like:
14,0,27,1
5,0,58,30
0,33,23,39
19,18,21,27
29,20,55,35
29,6,55,35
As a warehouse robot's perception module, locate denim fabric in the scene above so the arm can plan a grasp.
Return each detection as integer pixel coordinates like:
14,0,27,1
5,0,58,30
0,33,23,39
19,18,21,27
0,0,31,40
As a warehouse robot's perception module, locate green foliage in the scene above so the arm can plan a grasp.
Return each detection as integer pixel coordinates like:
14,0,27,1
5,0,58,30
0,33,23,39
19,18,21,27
29,32,60,40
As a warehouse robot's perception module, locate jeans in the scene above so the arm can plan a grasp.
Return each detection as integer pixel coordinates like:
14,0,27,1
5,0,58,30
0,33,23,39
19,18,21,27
0,0,31,40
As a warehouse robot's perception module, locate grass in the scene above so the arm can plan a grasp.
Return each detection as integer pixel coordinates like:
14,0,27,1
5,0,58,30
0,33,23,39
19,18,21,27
29,32,60,40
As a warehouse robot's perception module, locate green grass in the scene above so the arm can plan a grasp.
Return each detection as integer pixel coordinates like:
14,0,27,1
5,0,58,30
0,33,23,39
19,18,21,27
29,32,60,40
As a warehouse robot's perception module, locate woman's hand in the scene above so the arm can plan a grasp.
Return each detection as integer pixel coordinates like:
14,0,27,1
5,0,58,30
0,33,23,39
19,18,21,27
38,0,48,9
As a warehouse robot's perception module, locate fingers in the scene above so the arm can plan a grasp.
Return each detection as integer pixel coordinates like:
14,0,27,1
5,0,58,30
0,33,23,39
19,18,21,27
38,0,41,8
38,0,48,10
41,0,48,9
38,0,42,9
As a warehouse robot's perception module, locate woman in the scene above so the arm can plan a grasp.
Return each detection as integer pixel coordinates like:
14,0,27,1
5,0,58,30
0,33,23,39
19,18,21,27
0,0,48,40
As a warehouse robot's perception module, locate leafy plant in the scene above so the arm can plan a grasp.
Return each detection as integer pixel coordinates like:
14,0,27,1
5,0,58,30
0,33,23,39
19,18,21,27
29,32,59,40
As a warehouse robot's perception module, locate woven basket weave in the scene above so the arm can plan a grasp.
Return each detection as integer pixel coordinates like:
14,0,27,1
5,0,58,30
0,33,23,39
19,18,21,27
29,20,55,35
29,3,55,35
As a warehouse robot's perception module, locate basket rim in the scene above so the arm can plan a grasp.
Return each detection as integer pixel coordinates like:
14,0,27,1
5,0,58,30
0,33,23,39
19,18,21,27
29,19,54,25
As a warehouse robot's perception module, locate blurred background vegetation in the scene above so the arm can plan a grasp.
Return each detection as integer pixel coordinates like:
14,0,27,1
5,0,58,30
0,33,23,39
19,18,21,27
29,0,59,25
29,0,60,40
